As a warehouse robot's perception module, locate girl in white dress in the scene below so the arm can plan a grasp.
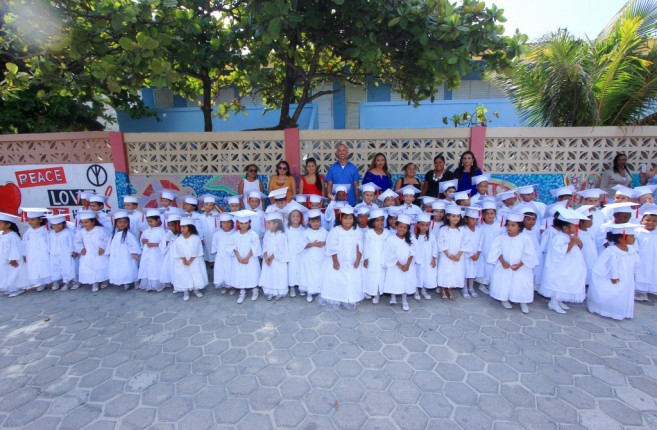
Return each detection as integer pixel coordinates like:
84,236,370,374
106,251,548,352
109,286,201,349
362,209,389,304
0,213,29,297
539,208,588,314
198,194,220,264
463,207,483,299
414,213,437,300
232,211,263,303
476,200,503,295
488,212,539,313
382,214,416,311
635,205,657,297
319,206,363,309
138,209,166,291
46,215,78,291
286,203,306,298
171,219,208,301
587,223,641,320
429,200,446,238
107,211,141,290
123,195,146,241
299,209,328,302
437,205,470,301
21,208,52,291
212,213,236,292
246,191,266,241
259,212,289,301
74,211,110,292
159,214,181,290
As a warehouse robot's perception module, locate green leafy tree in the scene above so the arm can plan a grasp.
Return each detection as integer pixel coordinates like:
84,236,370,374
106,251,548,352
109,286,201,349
489,0,657,126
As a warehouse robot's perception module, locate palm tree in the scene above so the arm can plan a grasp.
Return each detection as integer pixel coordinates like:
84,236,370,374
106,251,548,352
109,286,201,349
489,0,657,127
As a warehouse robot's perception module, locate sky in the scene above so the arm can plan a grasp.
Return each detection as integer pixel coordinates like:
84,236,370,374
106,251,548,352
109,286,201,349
491,0,630,41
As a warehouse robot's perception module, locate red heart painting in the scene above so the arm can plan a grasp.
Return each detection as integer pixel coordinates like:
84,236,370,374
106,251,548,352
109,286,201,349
0,182,22,215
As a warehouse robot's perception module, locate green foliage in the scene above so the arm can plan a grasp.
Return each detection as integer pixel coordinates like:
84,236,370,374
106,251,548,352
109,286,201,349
489,0,657,127
443,104,499,127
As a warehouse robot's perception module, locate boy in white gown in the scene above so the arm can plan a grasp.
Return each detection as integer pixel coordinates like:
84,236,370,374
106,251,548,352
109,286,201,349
198,194,220,264
212,213,236,292
138,209,166,291
21,208,52,290
298,209,329,302
47,215,78,290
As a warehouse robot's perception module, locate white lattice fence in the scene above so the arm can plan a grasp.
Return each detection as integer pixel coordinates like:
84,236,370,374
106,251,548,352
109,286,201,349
299,129,471,175
0,132,112,166
124,131,285,175
485,127,657,174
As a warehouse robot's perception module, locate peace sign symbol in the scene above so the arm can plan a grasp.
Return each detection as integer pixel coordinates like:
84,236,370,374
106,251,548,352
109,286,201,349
87,164,108,187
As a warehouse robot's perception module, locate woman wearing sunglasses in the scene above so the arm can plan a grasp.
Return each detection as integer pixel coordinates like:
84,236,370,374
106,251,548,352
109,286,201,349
238,164,265,209
268,161,296,204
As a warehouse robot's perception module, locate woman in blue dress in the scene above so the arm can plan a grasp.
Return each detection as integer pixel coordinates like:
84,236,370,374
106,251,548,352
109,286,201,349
363,153,392,192
453,151,482,195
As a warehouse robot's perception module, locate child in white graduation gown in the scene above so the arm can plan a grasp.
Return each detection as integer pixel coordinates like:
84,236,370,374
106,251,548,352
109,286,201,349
21,209,52,290
462,208,483,299
362,209,389,304
159,215,181,289
171,219,208,301
286,203,306,298
74,211,110,292
138,210,166,291
198,195,220,263
382,214,416,311
0,213,29,297
299,209,328,302
476,201,503,294
488,212,539,313
259,212,289,300
587,224,641,320
319,206,363,309
47,215,78,290
232,211,263,303
123,195,146,240
577,206,598,286
539,209,588,314
437,205,471,301
212,213,236,292
414,213,437,300
106,211,141,290
635,205,657,297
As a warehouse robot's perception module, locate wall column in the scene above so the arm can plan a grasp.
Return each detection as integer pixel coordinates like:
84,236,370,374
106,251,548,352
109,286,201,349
284,127,301,176
469,126,487,169
109,132,129,174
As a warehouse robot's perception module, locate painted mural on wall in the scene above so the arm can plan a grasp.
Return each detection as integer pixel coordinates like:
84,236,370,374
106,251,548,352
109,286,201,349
0,163,119,220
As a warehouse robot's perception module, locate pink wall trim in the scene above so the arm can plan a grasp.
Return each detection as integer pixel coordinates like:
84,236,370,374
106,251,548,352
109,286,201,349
284,127,301,176
469,126,487,168
109,132,129,173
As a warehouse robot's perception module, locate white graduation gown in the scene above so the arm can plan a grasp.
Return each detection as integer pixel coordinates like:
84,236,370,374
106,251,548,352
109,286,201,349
579,229,598,285
587,245,640,320
49,228,77,283
107,230,141,285
22,226,51,285
299,227,329,294
199,211,220,262
259,231,289,295
232,230,262,289
487,233,539,304
171,234,207,291
536,227,559,290
127,210,146,241
362,229,389,296
414,233,437,289
522,227,542,288
138,226,166,290
74,227,110,284
437,226,470,289
476,222,503,285
635,228,657,293
463,226,483,279
319,227,363,304
249,210,265,242
211,229,236,288
539,231,587,302
286,225,305,287
382,234,417,295
0,231,29,294
159,230,178,286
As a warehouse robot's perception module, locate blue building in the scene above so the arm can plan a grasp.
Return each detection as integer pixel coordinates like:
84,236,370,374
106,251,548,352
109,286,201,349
117,71,524,132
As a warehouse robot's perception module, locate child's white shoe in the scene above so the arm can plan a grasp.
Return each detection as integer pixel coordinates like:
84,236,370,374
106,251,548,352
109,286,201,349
413,291,421,301
520,303,529,314
402,301,410,311
124,284,131,291
7,290,24,298
35,284,45,292
237,291,246,304
462,289,470,299
558,301,570,310
267,294,273,301
193,290,203,298
183,292,190,301
251,290,259,301
91,283,99,293
390,295,397,305
372,294,380,304
51,281,61,291
479,285,490,294
306,294,313,303
100,282,108,289
635,291,649,301
69,281,79,290
220,287,228,294
364,294,372,300
501,300,512,309
469,286,478,298
548,299,566,314
421,288,431,300
289,287,296,297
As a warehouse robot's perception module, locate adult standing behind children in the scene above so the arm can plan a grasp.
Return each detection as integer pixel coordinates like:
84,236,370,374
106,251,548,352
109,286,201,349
326,143,360,206
422,154,455,198
363,153,393,193
453,151,482,195
268,161,296,204
299,158,324,196
601,153,633,199
238,164,265,209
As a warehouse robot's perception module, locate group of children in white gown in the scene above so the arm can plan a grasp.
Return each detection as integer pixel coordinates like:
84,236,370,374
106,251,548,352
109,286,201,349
1,177,655,321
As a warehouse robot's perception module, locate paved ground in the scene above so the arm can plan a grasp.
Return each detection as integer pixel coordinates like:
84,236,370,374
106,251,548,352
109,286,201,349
1,286,657,430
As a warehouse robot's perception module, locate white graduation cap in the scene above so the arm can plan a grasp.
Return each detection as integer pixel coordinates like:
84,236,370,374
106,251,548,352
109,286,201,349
180,218,195,226
45,214,68,225
160,190,178,201
0,212,21,224
516,184,538,195
307,209,323,219
268,187,288,200
634,185,657,197
181,196,198,206
355,207,370,216
20,207,51,218
416,213,432,223
506,212,525,223
294,195,308,204
369,208,385,219
386,207,401,217
165,210,184,220
612,184,636,198
547,200,569,217
472,174,491,186
439,179,459,194
232,210,256,223
445,205,462,216
112,210,129,220
431,200,447,210
550,185,575,198
77,190,96,201
639,204,657,217
145,208,165,218
309,194,325,204
397,214,412,225
218,213,233,222
332,184,352,195
464,207,482,219
225,195,241,206
453,190,471,202
89,195,108,204
247,190,267,201
610,223,642,235
340,205,355,215
123,195,139,204
605,201,639,214
576,205,595,217
199,194,217,204
480,199,498,211
377,189,398,201
576,188,606,199
359,182,381,194
285,201,308,215
517,202,539,215
77,210,97,221
332,201,348,210
557,208,589,223
166,214,182,223
418,196,437,206
265,212,284,222
398,185,421,196
497,190,517,202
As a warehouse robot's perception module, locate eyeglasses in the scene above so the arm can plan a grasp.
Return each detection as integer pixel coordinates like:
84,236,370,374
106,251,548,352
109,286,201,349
248,169,258,173
278,166,288,171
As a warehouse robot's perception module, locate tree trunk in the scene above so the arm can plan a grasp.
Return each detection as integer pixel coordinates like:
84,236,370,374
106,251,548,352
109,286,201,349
201,75,213,132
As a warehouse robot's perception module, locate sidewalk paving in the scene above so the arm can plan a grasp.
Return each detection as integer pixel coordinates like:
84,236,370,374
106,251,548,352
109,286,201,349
1,286,657,430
